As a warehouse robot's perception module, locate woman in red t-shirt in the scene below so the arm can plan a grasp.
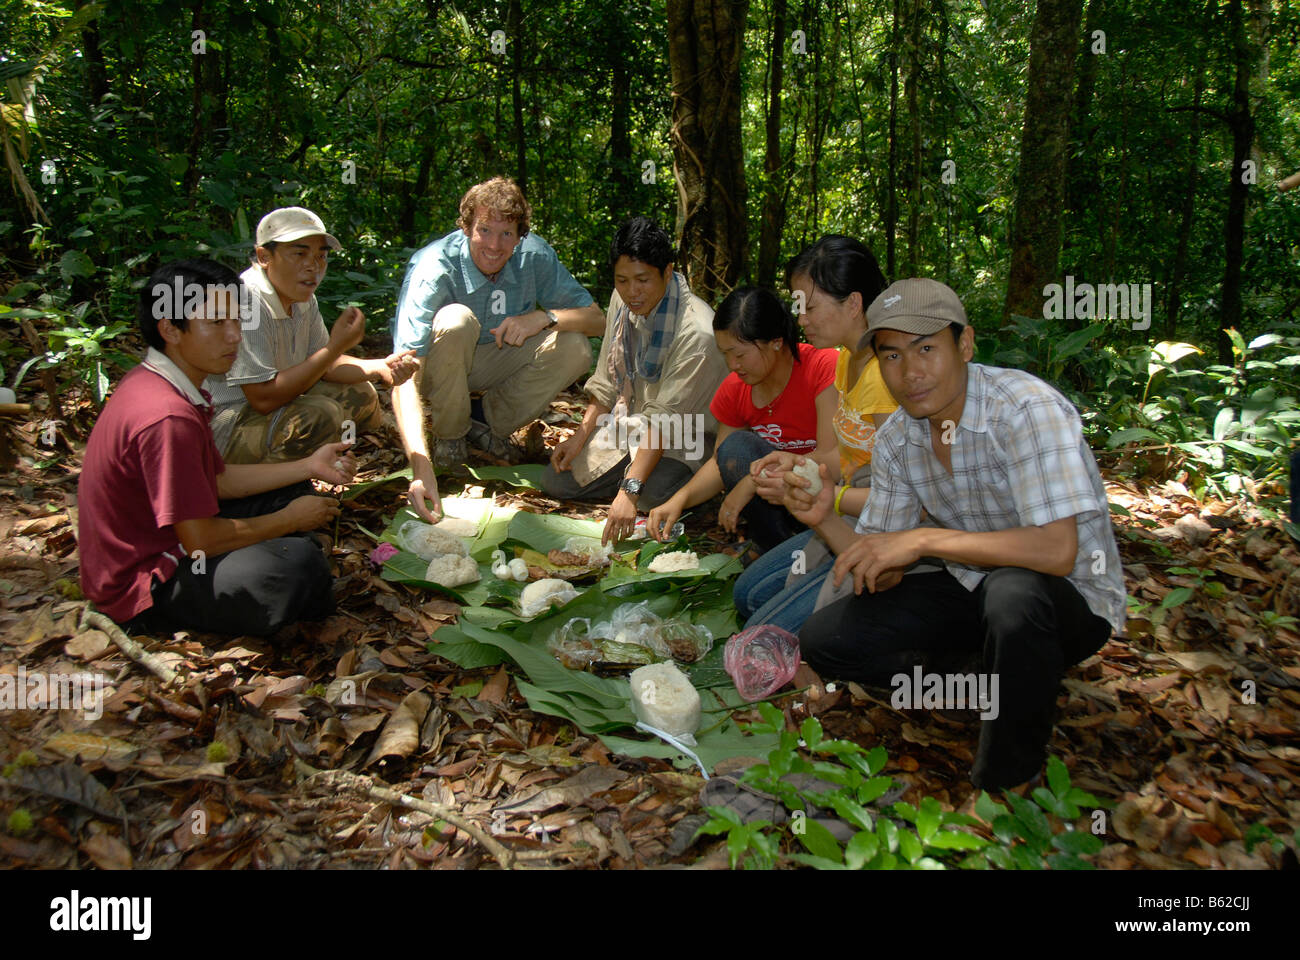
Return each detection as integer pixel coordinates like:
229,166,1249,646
647,287,838,552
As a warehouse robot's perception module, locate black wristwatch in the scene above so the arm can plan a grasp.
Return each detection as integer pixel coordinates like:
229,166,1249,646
620,477,643,498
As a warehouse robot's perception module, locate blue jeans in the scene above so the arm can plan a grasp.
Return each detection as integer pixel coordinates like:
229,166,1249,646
732,529,833,634
715,430,806,552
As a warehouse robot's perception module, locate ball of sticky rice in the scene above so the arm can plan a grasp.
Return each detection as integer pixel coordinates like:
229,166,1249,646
519,578,580,618
647,550,700,573
792,458,822,496
399,520,468,561
424,553,480,587
431,515,479,538
629,662,701,739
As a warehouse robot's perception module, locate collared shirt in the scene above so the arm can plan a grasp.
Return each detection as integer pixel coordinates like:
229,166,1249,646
78,353,223,623
205,264,330,453
857,363,1126,634
143,347,213,409
584,286,728,472
391,230,594,355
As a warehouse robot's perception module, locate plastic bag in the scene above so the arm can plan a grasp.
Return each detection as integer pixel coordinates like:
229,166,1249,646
592,601,662,649
548,615,657,669
547,618,601,670
724,625,800,701
398,520,468,561
652,621,713,664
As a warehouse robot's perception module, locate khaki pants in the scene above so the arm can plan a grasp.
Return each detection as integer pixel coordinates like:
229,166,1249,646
418,303,592,440
223,379,380,464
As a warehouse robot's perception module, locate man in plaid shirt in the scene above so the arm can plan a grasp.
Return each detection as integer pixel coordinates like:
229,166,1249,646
785,279,1125,791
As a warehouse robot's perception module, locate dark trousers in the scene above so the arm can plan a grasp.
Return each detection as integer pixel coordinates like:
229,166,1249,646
715,430,805,552
798,568,1111,789
125,482,334,638
541,454,692,509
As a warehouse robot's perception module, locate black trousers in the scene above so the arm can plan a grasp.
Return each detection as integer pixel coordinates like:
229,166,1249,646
540,454,692,510
125,482,334,638
798,567,1111,790
715,430,806,552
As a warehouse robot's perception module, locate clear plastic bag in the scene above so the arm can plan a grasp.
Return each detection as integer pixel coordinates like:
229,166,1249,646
547,602,712,671
652,621,713,664
592,601,662,650
723,625,800,701
547,618,602,670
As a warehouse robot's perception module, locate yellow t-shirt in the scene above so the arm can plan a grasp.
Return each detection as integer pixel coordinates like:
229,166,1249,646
833,349,898,482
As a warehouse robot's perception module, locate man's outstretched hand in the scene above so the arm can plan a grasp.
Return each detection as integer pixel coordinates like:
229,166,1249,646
408,457,443,523
309,441,357,485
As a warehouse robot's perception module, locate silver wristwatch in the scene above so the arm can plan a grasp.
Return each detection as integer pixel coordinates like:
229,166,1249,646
620,477,643,498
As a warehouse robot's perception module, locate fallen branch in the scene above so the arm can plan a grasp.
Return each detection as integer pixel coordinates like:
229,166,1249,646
298,764,531,870
80,607,179,685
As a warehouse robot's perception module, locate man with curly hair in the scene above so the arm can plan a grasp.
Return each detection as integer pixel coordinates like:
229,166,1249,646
391,177,604,521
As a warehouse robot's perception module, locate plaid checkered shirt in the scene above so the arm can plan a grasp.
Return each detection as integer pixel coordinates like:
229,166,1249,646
855,363,1126,634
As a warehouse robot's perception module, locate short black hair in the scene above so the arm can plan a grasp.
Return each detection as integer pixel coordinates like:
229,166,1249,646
138,258,242,350
712,286,802,362
609,216,675,273
785,234,887,311
870,321,966,355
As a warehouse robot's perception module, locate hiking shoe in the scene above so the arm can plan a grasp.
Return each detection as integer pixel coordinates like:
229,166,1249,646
466,419,523,463
433,436,469,471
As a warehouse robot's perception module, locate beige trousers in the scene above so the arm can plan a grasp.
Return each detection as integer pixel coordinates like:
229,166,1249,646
418,303,592,439
223,379,380,464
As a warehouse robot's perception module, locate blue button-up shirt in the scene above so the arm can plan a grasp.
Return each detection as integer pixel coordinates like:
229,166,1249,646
392,230,594,354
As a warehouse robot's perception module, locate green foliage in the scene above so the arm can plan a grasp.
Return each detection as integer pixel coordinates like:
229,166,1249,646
1242,821,1300,857
695,704,1105,870
6,808,34,837
981,315,1300,498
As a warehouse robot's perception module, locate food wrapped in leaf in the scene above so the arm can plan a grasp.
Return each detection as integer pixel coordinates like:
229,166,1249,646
596,639,656,667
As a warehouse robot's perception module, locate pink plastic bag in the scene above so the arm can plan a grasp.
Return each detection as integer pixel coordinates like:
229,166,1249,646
724,625,800,701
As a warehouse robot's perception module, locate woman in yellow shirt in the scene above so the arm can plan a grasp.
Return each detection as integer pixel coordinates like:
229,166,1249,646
735,235,898,633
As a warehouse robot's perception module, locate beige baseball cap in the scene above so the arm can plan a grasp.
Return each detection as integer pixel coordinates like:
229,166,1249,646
866,278,967,337
255,207,341,249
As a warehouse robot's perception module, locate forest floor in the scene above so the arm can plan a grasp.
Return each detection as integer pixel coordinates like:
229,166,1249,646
1,341,1298,870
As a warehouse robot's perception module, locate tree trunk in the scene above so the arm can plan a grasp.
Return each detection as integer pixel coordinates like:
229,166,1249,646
1003,0,1084,319
1065,0,1103,222
667,0,750,302
904,0,922,276
1165,6,1211,338
182,0,206,197
609,56,633,228
885,0,900,279
77,0,108,105
757,0,788,288
508,0,527,195
1218,0,1257,362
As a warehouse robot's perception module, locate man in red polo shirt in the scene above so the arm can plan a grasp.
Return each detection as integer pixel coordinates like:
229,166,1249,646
78,258,356,637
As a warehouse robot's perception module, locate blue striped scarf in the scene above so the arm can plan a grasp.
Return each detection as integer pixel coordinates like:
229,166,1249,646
609,270,685,401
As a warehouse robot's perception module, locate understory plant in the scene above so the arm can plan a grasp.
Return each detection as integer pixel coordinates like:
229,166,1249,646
695,702,1105,870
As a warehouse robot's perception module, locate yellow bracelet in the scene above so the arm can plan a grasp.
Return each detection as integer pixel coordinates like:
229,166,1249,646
834,485,848,516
